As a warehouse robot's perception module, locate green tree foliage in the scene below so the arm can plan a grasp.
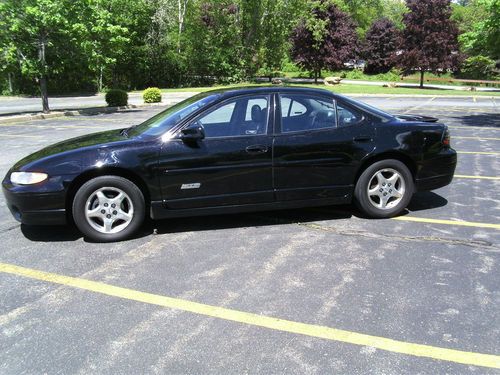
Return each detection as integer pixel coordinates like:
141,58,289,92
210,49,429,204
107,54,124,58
0,0,496,105
0,0,80,112
186,1,244,83
460,55,497,79
459,0,499,60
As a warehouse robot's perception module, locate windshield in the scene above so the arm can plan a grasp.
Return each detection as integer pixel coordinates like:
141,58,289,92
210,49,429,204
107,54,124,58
127,93,221,137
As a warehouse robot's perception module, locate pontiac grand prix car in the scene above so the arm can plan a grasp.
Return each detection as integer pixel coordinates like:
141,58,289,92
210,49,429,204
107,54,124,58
2,87,457,241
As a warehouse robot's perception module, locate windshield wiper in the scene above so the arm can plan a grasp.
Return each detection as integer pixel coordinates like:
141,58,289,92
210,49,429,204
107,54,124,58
119,128,129,137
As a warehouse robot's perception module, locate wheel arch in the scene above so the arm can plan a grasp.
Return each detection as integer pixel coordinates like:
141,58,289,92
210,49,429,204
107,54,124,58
355,151,418,185
65,167,151,221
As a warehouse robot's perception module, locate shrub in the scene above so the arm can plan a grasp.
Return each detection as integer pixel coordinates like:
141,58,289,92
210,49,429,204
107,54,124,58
143,87,162,103
105,89,128,107
459,56,497,80
345,69,364,80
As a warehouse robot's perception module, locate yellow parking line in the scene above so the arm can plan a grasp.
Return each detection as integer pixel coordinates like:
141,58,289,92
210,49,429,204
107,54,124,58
392,216,500,230
457,151,500,155
0,134,42,138
449,126,500,131
455,174,500,180
0,262,498,369
454,136,500,141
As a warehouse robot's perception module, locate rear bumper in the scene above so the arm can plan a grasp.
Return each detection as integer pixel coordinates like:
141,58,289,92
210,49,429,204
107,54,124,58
415,148,457,191
2,175,68,226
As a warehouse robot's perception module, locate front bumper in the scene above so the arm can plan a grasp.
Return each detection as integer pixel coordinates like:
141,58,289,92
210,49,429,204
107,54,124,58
2,174,69,226
415,148,457,191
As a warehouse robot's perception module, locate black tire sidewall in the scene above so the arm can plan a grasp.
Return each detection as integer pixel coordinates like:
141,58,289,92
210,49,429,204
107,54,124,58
72,176,145,242
354,159,414,218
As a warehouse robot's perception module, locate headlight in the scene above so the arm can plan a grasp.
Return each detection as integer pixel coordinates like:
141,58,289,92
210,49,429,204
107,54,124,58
10,172,48,185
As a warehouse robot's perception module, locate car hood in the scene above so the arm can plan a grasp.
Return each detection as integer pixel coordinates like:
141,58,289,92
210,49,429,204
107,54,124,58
13,128,126,170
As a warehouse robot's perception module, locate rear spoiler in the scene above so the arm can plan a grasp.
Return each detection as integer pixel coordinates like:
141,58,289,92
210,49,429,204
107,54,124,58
394,114,439,123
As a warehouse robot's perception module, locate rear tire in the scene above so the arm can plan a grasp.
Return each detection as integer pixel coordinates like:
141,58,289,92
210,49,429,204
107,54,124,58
72,176,145,242
354,159,414,218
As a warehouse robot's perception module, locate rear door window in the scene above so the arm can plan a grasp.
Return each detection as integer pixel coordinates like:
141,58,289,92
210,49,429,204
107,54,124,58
279,94,336,133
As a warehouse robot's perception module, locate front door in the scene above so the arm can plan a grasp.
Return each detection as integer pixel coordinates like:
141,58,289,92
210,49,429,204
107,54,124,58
273,93,376,201
158,94,274,209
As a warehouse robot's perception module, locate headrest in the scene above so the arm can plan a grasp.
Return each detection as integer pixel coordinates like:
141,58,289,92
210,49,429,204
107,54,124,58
251,105,262,122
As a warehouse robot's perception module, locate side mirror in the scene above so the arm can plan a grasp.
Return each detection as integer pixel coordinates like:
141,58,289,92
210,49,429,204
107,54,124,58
180,123,205,142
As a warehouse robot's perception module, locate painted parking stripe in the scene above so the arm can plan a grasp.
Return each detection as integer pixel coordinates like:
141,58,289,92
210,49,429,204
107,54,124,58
455,174,500,180
454,136,500,141
0,262,499,369
0,134,42,138
457,151,500,155
449,126,500,131
391,216,500,230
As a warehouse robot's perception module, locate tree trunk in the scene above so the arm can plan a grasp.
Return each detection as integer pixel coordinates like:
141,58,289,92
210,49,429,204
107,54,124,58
419,70,424,88
98,66,103,92
177,0,188,53
40,75,50,114
314,70,318,84
38,35,50,113
7,72,13,94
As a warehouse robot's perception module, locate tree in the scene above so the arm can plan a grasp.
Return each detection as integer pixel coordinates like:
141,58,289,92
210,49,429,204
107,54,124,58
398,0,461,88
290,2,359,83
185,1,245,83
381,0,409,29
340,0,384,36
459,0,499,60
78,1,130,92
259,0,304,81
0,0,77,112
362,18,399,74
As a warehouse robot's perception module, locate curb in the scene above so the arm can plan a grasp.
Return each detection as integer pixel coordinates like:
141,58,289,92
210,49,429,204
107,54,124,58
0,102,168,125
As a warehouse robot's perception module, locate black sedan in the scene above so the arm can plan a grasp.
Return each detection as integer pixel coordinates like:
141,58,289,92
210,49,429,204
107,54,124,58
2,87,457,241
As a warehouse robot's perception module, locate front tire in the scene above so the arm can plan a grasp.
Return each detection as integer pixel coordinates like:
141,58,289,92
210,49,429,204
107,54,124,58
72,176,145,242
354,159,414,218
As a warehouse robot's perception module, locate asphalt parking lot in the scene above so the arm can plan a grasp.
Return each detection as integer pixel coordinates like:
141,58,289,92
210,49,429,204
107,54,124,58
0,95,498,374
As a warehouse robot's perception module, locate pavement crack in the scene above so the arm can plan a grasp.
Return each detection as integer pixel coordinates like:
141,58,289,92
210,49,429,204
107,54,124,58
297,222,497,250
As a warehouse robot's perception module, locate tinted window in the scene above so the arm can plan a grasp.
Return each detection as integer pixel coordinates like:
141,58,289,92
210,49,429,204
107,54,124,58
337,103,365,127
279,94,336,133
127,93,220,137
195,95,269,138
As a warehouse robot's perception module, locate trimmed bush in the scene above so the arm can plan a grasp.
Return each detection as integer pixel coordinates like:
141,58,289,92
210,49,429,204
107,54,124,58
143,87,162,103
105,89,128,107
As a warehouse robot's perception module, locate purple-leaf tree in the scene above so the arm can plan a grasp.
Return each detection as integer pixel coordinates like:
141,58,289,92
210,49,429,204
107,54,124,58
398,0,460,88
362,18,399,74
290,3,359,83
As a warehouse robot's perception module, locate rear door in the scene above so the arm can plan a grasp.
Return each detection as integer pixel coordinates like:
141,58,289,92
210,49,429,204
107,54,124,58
273,93,376,201
158,94,274,209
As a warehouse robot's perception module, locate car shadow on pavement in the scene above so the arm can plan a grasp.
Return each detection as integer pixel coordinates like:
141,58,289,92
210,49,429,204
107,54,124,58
449,113,500,128
407,191,448,212
18,192,447,242
20,224,82,242
147,206,354,236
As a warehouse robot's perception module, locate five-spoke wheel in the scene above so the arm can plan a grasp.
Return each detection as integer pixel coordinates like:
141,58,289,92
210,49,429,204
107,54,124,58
354,159,413,218
72,176,145,242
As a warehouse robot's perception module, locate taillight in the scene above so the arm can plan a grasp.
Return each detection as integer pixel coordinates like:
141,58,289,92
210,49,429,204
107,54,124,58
442,129,450,147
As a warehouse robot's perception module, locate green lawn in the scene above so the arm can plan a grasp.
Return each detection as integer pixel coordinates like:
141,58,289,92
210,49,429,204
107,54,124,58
155,82,500,96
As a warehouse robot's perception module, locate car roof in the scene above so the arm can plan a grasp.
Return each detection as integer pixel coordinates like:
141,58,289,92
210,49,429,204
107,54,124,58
204,85,336,99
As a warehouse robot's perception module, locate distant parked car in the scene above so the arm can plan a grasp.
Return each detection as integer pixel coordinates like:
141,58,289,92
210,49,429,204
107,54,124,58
344,59,366,70
2,87,456,241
